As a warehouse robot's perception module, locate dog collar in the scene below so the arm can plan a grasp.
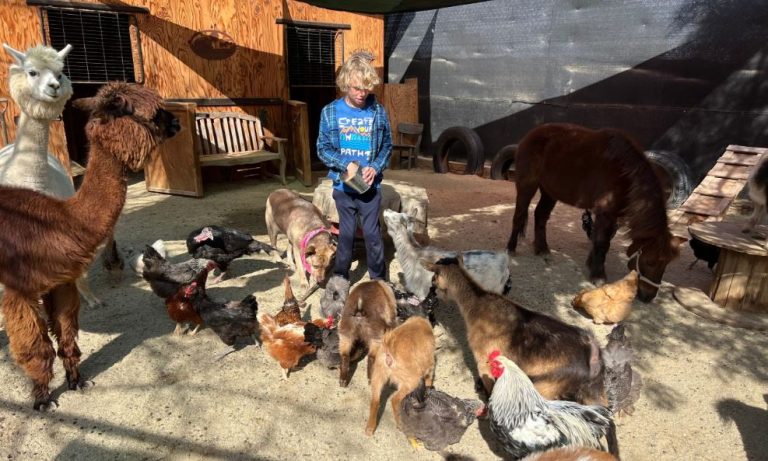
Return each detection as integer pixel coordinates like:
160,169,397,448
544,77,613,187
300,227,331,274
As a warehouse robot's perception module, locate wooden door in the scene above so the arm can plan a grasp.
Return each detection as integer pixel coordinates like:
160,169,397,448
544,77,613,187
144,102,203,197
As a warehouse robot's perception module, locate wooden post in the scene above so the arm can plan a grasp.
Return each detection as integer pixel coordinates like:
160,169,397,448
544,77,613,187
287,100,312,186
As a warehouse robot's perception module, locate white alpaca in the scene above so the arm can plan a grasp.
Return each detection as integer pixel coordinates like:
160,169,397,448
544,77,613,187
383,209,511,298
0,44,102,307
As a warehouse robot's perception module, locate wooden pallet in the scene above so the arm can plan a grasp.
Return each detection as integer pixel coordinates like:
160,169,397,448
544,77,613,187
668,144,768,238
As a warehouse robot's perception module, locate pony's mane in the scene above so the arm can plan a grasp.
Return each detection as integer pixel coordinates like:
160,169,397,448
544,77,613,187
604,130,673,255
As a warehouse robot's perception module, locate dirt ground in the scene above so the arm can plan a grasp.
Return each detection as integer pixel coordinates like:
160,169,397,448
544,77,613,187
0,168,766,461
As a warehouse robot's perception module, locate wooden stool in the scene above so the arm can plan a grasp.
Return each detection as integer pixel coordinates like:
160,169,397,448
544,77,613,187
688,220,768,312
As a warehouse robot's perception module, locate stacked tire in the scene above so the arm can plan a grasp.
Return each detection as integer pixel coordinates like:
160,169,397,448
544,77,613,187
432,126,484,175
490,144,517,180
643,150,693,208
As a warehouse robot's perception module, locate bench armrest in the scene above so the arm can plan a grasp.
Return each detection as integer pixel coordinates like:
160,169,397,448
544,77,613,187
262,135,288,143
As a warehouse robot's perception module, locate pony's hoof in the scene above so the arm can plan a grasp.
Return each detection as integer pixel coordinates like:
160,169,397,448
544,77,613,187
68,377,94,391
534,247,550,256
590,276,607,287
33,398,59,412
339,378,350,388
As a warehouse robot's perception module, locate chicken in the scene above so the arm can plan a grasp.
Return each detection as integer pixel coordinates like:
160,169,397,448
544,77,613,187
275,275,303,326
130,239,165,274
183,279,259,349
303,316,342,369
571,270,637,324
688,236,720,271
259,312,317,379
398,378,484,451
165,273,207,336
141,245,217,299
393,285,438,327
603,324,643,418
186,225,276,283
488,351,615,460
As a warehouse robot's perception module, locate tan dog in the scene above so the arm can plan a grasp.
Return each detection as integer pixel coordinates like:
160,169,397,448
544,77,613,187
365,316,435,436
265,189,337,289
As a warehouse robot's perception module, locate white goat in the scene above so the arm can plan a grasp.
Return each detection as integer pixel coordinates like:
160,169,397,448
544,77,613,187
383,209,511,298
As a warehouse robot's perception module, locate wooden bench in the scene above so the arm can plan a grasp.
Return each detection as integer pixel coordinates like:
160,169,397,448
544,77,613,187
195,111,287,184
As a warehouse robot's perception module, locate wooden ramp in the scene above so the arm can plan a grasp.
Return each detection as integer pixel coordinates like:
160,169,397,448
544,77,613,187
668,145,768,238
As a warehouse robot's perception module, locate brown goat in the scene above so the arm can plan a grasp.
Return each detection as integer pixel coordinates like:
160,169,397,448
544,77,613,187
365,316,435,436
425,257,604,404
0,83,179,410
338,280,397,388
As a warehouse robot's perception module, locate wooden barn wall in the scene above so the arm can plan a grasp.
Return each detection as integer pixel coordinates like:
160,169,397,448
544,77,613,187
0,0,383,165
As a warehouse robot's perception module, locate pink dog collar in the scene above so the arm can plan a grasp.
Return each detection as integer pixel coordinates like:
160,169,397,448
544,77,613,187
300,227,330,274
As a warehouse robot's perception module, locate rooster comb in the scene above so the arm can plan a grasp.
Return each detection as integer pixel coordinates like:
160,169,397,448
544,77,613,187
488,350,501,361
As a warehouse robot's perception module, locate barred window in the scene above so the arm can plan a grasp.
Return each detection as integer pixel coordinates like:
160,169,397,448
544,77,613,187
39,6,143,84
285,25,344,88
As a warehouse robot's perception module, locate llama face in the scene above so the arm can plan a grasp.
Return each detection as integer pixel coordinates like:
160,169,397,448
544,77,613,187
5,44,73,119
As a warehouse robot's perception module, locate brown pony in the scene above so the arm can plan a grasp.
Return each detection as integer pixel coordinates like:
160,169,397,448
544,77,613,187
506,123,683,302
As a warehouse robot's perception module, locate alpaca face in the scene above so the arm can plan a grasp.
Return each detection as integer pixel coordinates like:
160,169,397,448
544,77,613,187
5,44,73,119
74,83,180,171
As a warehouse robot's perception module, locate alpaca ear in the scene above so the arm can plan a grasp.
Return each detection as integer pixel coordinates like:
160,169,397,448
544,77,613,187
57,44,73,60
72,96,97,113
3,44,26,66
104,94,134,118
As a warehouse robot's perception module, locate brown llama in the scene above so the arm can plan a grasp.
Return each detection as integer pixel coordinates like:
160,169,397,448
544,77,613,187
423,257,605,405
0,82,179,410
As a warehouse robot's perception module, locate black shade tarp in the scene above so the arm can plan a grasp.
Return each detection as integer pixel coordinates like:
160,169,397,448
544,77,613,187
296,0,490,14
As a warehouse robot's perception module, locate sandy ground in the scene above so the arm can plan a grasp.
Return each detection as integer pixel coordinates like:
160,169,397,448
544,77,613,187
0,168,766,461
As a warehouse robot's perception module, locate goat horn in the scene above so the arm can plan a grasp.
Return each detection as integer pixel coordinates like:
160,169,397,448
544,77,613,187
407,216,426,226
299,283,321,303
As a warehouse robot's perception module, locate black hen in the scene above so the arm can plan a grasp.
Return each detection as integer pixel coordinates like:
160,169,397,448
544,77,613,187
393,286,438,327
688,236,720,271
187,283,260,349
141,245,217,299
603,323,643,418
186,225,276,282
304,320,341,369
399,378,484,451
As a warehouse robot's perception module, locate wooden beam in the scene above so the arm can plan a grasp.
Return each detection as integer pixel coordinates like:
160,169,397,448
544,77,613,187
27,0,150,14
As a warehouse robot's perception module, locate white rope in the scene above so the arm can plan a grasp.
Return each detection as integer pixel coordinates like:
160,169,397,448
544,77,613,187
628,249,663,289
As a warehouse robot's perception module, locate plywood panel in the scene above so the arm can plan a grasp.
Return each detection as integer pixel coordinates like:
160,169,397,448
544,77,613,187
695,176,748,198
677,193,731,216
381,78,419,169
718,150,762,166
709,163,751,180
144,102,203,197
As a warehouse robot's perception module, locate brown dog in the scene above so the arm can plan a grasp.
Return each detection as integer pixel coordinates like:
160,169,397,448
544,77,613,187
265,189,337,289
365,316,435,436
338,280,397,388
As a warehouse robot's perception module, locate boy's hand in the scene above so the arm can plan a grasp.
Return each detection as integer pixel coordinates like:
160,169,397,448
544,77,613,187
362,167,376,185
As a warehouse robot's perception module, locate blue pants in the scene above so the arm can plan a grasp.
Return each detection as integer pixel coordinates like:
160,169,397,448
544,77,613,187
332,187,386,280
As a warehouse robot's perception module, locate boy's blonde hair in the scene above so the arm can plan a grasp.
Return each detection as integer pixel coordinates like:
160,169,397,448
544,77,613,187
336,51,381,92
